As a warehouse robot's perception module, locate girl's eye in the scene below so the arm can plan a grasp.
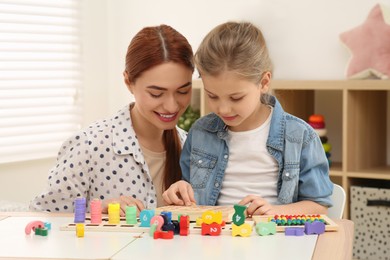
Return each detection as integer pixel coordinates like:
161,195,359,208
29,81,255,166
150,93,162,98
207,94,218,99
178,90,190,95
231,97,244,101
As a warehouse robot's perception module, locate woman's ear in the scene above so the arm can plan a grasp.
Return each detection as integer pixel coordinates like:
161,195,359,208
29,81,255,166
259,71,272,93
123,71,134,94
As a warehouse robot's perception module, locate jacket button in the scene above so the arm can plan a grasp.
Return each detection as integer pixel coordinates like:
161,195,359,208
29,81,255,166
215,183,219,188
198,160,202,164
224,154,228,159
285,172,290,177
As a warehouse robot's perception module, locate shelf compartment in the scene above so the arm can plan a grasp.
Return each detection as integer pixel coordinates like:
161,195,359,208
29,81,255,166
346,90,388,172
274,89,343,168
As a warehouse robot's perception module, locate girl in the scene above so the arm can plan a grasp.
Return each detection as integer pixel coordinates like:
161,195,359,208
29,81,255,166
162,22,333,216
30,25,194,215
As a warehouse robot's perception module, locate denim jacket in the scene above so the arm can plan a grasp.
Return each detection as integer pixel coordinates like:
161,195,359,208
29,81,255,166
180,95,334,207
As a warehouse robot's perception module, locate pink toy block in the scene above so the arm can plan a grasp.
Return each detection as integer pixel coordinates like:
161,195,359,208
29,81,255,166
25,221,45,235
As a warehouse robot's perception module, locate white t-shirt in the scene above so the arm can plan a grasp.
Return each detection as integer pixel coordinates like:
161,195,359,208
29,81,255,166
217,107,279,205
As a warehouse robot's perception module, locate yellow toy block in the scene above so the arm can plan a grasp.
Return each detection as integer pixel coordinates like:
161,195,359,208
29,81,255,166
108,203,120,224
196,217,203,226
76,223,84,237
202,210,222,225
232,223,252,237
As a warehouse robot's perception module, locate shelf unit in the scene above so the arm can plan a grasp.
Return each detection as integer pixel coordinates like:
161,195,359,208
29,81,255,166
192,79,390,218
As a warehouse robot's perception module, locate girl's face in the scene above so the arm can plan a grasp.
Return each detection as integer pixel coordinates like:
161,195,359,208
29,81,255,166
126,62,192,131
202,71,270,132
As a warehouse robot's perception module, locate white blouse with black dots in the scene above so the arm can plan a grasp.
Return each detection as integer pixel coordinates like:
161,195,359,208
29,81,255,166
29,104,187,212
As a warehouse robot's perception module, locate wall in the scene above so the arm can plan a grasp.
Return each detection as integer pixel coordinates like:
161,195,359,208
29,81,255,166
1,0,389,204
0,0,110,204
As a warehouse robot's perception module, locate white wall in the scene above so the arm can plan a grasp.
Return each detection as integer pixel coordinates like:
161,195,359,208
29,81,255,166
1,0,389,204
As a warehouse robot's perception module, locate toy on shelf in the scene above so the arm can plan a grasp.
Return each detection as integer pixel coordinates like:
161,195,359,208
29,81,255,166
308,114,332,166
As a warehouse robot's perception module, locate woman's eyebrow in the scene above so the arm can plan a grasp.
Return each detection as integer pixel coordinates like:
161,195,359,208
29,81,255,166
146,82,192,91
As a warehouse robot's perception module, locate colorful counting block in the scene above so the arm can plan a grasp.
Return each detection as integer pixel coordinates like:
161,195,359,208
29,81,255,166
35,227,48,236
125,206,137,225
149,215,164,236
108,203,120,224
201,223,221,236
256,222,276,236
153,230,174,239
139,210,154,227
232,204,246,226
202,210,222,225
232,223,252,237
285,227,305,236
179,215,190,236
74,197,86,223
25,221,45,235
44,222,51,230
76,223,85,237
305,221,325,235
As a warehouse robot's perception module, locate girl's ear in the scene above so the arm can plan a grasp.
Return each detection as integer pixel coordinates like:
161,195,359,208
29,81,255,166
259,71,272,93
123,71,134,94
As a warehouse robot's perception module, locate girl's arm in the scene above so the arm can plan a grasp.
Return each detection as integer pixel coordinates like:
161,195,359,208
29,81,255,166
239,195,328,216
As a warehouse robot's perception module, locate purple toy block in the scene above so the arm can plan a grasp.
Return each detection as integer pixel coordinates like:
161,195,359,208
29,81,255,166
285,227,305,236
304,221,325,235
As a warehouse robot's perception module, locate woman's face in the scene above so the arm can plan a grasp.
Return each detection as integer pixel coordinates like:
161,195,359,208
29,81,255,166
127,62,193,131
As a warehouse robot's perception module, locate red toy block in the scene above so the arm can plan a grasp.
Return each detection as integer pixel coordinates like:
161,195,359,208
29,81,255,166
179,215,190,236
201,223,221,236
153,230,174,239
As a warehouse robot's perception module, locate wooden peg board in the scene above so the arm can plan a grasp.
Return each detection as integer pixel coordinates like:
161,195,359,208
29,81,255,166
154,205,235,222
252,215,338,232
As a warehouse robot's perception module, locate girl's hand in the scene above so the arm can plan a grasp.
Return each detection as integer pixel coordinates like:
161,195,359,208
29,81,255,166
238,195,274,216
162,180,196,206
102,196,145,217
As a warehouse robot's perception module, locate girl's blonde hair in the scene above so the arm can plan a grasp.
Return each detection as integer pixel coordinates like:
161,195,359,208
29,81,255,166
195,21,273,85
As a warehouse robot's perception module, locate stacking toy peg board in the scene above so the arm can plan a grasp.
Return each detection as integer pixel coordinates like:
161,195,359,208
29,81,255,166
252,214,338,232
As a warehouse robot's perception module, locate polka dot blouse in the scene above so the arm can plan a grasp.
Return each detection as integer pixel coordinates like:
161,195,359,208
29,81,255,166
29,104,187,212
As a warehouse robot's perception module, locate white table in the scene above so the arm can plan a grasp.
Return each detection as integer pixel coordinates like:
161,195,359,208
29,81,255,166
0,212,354,260
0,215,140,260
112,231,317,260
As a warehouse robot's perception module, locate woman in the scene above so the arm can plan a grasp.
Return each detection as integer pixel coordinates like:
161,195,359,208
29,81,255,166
30,24,194,215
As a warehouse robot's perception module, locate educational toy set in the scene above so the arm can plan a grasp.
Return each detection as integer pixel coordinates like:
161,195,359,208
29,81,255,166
55,198,338,238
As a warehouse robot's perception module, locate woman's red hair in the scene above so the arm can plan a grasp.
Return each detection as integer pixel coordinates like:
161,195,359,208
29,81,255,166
125,25,194,191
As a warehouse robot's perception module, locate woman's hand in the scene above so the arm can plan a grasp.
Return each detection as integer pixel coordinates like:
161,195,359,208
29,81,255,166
102,196,145,217
162,180,196,206
238,195,274,216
